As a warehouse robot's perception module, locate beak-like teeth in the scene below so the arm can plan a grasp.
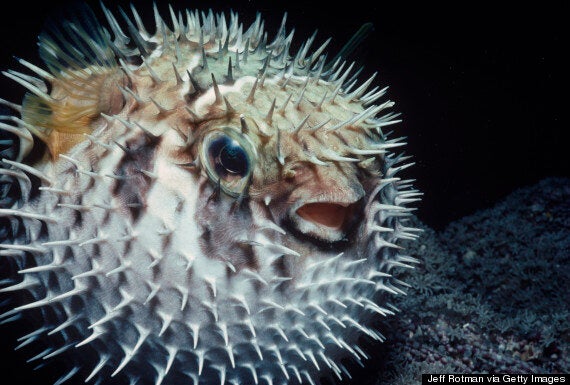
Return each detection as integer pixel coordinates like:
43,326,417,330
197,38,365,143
296,202,350,230
292,201,359,242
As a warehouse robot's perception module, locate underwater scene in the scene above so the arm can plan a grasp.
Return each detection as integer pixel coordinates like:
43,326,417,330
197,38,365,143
0,1,566,384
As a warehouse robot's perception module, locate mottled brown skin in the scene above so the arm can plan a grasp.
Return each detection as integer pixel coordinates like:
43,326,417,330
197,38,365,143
1,7,417,385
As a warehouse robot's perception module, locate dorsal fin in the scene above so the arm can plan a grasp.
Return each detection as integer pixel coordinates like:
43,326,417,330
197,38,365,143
38,4,117,75
18,4,127,157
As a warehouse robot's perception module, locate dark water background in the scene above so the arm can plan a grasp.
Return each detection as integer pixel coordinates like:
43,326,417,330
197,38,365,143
0,1,566,384
1,0,565,231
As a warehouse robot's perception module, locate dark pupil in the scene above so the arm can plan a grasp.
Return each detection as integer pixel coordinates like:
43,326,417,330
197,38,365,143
210,136,249,177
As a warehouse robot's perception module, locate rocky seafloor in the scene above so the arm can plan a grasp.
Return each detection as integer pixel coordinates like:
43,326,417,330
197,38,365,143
2,115,569,385
347,177,570,384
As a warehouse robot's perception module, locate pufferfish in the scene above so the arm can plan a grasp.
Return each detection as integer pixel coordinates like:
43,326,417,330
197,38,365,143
0,3,421,385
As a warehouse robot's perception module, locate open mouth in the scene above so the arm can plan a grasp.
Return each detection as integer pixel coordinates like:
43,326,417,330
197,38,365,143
296,202,351,230
292,200,360,243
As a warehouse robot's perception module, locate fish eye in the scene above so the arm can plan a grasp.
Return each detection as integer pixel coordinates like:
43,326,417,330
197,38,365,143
200,127,257,197
210,137,249,177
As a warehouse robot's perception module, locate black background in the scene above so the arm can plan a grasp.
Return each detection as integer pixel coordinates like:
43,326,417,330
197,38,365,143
0,1,566,384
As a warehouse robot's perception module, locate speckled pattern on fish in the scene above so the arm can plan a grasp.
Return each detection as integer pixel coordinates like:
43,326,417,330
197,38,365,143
0,3,420,385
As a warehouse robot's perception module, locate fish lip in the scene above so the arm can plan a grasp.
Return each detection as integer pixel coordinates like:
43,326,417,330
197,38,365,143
289,195,363,243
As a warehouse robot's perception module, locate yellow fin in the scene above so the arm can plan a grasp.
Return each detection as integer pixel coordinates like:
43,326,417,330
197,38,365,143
19,4,127,158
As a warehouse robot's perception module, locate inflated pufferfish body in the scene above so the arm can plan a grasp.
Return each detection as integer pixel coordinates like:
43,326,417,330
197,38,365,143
0,4,421,385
